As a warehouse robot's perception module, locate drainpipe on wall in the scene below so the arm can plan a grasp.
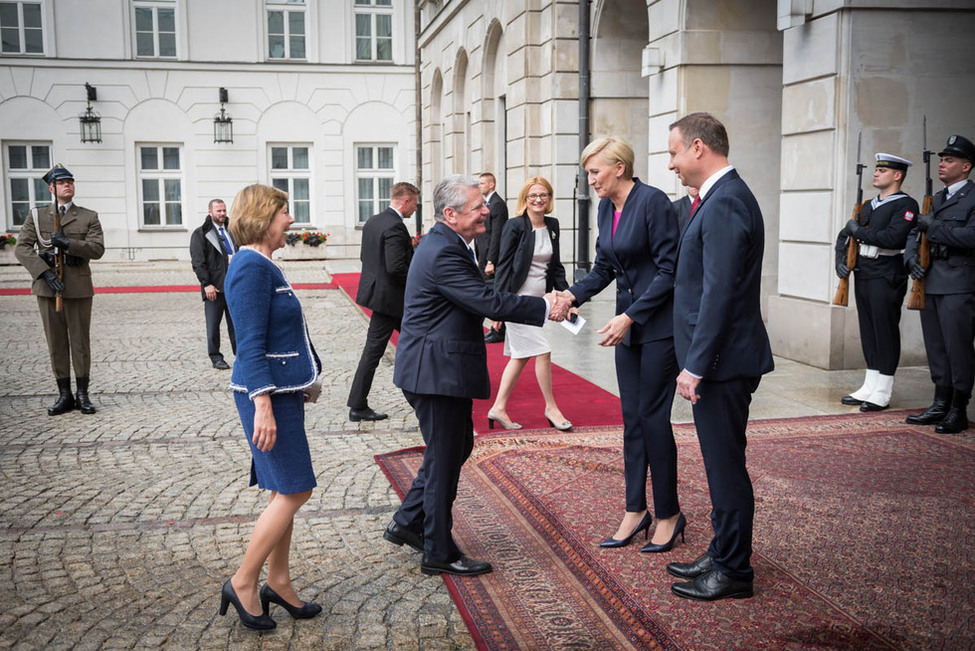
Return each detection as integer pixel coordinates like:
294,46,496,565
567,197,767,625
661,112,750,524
575,0,592,281
413,1,424,235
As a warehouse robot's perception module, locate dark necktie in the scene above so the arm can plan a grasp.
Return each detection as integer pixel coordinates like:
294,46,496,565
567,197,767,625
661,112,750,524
58,205,66,220
940,188,950,203
218,227,233,255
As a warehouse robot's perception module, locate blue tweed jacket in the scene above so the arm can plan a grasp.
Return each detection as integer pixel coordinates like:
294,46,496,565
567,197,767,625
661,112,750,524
226,248,321,399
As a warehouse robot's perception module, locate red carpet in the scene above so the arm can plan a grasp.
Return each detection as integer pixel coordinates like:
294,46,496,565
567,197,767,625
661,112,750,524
376,411,975,650
0,282,338,296
332,272,622,431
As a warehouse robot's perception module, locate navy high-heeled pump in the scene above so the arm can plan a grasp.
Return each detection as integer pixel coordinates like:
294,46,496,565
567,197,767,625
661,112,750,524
640,512,686,553
219,579,276,630
260,584,323,619
599,512,652,548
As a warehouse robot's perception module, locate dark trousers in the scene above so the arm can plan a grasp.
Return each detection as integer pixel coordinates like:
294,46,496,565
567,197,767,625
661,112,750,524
205,293,236,361
393,391,474,563
921,292,975,395
854,274,907,375
692,376,761,582
38,296,92,379
615,338,680,517
347,310,401,409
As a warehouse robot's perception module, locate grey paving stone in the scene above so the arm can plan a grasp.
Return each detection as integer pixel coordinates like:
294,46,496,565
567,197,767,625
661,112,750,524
0,261,473,650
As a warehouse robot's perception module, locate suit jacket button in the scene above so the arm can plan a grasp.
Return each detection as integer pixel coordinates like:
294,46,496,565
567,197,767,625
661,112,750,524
282,360,287,365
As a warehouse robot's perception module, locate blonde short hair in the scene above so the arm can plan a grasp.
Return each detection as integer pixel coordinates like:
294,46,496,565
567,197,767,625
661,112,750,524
580,136,634,180
515,176,554,216
229,184,288,246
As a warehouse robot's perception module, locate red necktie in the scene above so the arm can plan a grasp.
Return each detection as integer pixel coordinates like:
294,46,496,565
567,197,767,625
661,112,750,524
689,195,701,215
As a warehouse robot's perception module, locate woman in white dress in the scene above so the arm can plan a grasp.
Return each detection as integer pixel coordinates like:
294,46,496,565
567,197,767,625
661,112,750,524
487,177,573,431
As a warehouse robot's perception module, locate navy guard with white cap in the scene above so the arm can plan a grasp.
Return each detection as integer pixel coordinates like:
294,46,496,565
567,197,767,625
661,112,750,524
14,164,105,415
835,153,919,411
905,134,975,434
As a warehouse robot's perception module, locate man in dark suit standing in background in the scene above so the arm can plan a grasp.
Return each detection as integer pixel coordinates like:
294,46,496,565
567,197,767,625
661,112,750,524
476,172,508,343
189,199,237,370
382,174,567,576
664,113,774,601
347,182,420,422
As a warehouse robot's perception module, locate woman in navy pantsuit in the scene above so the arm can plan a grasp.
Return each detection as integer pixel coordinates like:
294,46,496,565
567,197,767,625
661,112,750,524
564,137,686,553
218,184,323,630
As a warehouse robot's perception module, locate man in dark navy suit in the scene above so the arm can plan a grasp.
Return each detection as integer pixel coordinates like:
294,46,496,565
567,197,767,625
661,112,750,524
664,113,774,601
190,199,237,370
347,182,419,422
382,175,567,576
905,134,975,434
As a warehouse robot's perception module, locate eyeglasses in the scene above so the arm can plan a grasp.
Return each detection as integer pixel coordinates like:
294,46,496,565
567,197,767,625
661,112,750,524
527,193,550,201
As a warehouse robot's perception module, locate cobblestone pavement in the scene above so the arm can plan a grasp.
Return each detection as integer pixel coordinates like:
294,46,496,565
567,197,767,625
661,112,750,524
0,262,473,650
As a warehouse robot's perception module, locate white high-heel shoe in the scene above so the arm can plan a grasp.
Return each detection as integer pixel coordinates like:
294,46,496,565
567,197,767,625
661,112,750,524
544,410,572,431
487,410,522,430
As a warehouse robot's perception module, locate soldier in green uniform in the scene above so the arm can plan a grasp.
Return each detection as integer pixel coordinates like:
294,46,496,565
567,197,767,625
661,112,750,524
15,164,105,415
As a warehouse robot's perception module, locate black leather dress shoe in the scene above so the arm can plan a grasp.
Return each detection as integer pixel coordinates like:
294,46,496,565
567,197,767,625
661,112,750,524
859,400,888,412
840,395,863,406
383,521,424,552
484,330,504,344
666,553,712,579
349,407,388,422
421,556,492,576
212,358,231,370
671,569,753,601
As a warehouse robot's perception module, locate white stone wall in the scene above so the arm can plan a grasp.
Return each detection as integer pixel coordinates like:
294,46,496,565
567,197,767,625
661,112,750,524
768,3,975,368
0,0,416,262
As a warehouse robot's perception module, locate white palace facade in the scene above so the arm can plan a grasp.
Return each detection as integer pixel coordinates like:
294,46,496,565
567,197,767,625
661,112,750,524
0,0,418,262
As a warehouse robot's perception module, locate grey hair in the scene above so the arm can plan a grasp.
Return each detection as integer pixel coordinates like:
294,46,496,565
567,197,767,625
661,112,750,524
433,174,479,222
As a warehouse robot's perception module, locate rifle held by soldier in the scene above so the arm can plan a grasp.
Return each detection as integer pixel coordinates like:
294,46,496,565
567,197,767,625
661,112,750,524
833,133,866,307
907,117,932,311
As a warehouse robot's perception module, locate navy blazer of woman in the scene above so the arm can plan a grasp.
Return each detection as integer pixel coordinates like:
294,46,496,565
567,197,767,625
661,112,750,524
494,214,570,295
568,178,679,346
226,248,321,399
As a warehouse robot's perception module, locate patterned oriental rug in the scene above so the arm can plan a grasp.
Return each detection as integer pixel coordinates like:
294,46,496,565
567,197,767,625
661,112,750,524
375,410,975,650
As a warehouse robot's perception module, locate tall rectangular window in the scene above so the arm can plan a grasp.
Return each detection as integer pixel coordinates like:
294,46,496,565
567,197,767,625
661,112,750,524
354,0,392,62
269,145,311,224
133,1,176,58
0,1,44,55
138,145,182,227
4,142,51,229
267,0,305,59
355,144,394,223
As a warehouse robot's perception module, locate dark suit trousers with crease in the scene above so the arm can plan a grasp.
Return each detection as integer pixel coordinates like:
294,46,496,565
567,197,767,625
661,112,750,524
393,391,474,563
347,310,401,409
204,292,236,361
692,376,761,582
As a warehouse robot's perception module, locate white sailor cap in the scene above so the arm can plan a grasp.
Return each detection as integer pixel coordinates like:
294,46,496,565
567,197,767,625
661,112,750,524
875,153,912,171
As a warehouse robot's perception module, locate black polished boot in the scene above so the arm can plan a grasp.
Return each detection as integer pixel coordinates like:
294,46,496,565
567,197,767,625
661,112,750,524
935,390,969,434
48,378,75,416
75,376,96,414
905,385,952,425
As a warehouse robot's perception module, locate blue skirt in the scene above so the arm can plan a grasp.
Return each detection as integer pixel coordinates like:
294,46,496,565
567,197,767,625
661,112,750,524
234,391,317,494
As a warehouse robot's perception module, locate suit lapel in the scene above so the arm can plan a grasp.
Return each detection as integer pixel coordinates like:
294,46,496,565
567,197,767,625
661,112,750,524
676,170,739,260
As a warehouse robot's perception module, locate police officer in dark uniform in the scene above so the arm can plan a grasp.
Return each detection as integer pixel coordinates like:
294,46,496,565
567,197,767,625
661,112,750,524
904,135,975,434
836,153,918,411
15,164,105,415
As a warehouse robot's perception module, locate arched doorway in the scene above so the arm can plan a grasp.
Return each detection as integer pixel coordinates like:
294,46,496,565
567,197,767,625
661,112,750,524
590,0,649,176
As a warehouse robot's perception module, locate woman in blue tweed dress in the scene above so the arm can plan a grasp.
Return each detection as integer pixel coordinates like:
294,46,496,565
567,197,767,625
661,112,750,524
217,184,323,630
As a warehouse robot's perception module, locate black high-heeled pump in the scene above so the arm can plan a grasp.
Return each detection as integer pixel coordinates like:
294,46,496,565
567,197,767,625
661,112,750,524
260,584,323,619
640,512,686,553
219,579,276,630
599,512,652,548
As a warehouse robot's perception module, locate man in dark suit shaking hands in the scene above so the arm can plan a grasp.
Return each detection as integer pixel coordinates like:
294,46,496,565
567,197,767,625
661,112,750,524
347,182,419,422
383,175,568,576
664,113,774,601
